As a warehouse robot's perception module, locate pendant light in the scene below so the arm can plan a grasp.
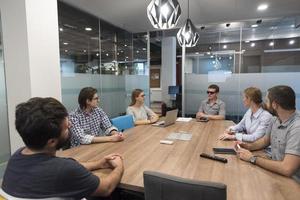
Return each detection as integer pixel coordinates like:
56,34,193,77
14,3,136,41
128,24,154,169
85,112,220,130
177,0,199,47
147,0,181,29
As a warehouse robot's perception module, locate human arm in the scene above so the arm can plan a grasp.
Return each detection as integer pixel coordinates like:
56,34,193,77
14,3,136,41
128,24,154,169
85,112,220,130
207,101,226,120
237,149,300,177
196,101,204,119
98,109,118,136
69,114,95,145
235,111,272,142
126,106,148,125
80,153,123,171
219,113,247,140
236,135,271,151
145,106,159,123
91,156,124,197
92,134,124,143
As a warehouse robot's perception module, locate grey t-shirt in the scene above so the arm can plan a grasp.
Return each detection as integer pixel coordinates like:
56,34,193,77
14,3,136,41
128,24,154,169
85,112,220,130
266,111,300,183
198,99,226,116
126,105,156,121
1,148,99,199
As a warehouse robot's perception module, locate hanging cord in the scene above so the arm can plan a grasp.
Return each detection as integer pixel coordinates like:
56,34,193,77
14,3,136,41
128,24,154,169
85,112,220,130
187,0,190,19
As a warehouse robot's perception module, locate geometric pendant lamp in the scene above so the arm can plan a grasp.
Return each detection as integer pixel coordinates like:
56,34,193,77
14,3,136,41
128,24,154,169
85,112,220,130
147,0,181,29
177,0,199,47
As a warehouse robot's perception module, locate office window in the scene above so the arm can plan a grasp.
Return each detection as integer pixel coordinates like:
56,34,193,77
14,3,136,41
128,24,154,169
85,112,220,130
0,15,10,178
58,1,150,117
176,16,300,121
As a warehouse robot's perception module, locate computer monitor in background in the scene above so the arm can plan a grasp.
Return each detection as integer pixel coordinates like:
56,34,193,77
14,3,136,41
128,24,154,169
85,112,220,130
168,86,181,95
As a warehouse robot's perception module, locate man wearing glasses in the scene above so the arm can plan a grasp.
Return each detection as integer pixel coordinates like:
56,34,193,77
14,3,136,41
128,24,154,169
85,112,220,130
196,84,226,120
69,87,124,147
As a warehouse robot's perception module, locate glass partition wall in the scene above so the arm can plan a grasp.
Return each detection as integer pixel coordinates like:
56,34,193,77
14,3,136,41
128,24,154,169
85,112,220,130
181,17,300,121
58,2,150,117
0,15,10,178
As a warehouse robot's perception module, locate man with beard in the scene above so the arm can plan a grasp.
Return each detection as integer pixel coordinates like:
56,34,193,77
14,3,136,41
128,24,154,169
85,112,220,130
1,97,124,199
235,85,300,183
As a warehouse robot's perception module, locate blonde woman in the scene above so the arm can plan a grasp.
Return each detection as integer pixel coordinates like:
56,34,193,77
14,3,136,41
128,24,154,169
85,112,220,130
126,89,159,125
219,87,272,142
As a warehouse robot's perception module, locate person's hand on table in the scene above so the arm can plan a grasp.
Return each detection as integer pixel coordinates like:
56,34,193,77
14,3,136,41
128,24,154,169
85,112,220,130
219,133,235,140
99,153,123,169
109,133,124,142
236,148,254,162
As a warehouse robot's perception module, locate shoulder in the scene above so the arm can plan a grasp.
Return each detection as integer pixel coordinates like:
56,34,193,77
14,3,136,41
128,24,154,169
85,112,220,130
55,157,88,175
143,105,150,110
261,109,273,118
201,99,207,104
218,99,225,105
290,112,300,129
69,107,82,118
127,106,134,111
94,107,107,115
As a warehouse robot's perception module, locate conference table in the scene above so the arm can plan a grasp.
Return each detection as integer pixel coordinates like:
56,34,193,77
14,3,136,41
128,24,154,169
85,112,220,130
57,120,300,200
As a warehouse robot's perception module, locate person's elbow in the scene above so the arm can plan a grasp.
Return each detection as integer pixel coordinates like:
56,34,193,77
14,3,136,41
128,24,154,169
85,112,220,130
92,178,115,197
281,165,296,177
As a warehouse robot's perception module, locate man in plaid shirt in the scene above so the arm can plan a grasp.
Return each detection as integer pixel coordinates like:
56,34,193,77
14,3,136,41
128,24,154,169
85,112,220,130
69,87,124,147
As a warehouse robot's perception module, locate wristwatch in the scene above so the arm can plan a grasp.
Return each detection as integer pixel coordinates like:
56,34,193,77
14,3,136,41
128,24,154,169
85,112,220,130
249,156,258,165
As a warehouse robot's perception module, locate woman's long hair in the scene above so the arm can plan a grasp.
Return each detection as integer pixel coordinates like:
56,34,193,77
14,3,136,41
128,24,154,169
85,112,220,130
130,89,143,106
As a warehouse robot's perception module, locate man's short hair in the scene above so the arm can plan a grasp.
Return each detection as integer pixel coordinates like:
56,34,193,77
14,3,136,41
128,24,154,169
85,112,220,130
78,87,97,109
208,84,220,93
268,85,296,110
15,97,68,150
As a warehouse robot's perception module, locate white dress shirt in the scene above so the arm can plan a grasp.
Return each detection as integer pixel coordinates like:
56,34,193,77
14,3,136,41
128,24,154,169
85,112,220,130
230,107,272,142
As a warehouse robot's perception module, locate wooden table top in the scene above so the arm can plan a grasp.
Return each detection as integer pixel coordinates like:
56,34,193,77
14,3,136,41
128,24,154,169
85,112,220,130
57,120,300,200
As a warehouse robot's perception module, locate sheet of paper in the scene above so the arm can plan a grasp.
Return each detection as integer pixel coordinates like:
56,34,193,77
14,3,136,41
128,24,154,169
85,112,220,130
166,132,192,141
176,117,192,122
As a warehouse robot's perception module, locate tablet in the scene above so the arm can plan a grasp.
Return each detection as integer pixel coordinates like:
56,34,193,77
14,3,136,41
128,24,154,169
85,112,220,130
213,147,236,155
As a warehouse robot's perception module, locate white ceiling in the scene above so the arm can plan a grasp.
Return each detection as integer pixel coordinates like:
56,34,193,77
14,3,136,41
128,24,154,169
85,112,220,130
61,0,300,33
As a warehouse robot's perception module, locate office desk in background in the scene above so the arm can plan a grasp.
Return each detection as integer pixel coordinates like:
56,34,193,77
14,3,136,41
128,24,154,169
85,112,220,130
57,120,300,200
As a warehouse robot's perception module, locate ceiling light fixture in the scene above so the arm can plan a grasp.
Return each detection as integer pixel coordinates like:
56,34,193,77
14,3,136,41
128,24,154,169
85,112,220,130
85,27,92,31
147,0,181,29
177,0,199,47
269,41,274,46
223,45,227,49
59,28,63,32
251,24,258,28
250,42,256,47
257,4,268,11
245,40,250,43
289,40,295,45
63,42,68,45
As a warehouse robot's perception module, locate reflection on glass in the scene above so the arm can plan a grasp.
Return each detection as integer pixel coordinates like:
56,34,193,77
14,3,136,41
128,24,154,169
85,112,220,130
0,15,10,178
58,2,150,117
181,16,300,122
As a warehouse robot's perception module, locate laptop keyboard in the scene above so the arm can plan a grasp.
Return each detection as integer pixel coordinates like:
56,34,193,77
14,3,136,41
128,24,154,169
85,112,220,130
155,121,165,125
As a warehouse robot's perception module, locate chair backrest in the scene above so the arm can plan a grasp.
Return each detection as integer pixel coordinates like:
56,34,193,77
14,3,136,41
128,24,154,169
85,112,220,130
0,188,73,200
111,115,134,131
143,171,227,200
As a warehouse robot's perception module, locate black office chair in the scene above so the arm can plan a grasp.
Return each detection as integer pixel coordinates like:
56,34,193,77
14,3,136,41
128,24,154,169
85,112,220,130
143,171,227,200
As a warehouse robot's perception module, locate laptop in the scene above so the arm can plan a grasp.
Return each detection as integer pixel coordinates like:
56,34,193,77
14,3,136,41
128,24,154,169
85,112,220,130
152,109,178,127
